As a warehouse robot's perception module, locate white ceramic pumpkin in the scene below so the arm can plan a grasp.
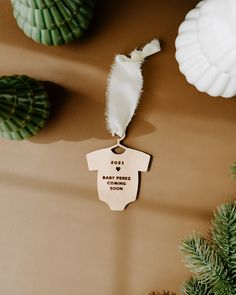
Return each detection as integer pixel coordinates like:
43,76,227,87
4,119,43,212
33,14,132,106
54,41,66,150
175,0,236,98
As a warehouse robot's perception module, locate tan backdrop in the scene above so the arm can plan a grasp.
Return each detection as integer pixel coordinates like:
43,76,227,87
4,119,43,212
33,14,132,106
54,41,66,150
1,0,236,294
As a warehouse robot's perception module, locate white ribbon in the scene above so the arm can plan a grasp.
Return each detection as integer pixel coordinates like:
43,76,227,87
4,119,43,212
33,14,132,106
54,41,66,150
106,39,161,137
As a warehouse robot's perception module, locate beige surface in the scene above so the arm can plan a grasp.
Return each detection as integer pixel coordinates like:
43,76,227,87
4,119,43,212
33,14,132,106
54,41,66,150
0,0,236,294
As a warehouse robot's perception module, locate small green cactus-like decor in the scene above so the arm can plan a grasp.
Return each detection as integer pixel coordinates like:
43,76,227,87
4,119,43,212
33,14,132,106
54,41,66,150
0,75,50,140
11,0,95,45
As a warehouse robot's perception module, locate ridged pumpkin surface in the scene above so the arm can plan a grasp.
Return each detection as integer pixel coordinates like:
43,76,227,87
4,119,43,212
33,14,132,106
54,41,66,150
0,75,50,140
11,0,95,45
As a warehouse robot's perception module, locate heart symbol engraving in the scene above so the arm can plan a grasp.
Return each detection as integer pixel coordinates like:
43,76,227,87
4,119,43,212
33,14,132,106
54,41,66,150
116,167,121,172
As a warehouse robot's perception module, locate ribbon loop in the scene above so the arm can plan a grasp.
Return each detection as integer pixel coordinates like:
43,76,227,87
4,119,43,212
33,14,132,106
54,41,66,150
106,39,161,137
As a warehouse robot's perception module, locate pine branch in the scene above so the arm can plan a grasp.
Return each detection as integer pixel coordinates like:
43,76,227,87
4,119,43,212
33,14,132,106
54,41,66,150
230,163,236,178
182,276,213,295
212,282,236,295
181,201,236,295
211,201,236,287
180,233,228,285
148,291,176,295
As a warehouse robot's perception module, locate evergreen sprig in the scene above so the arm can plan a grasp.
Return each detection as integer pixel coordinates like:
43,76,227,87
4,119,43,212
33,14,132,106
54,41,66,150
180,201,236,295
148,291,176,295
211,202,236,287
230,163,236,178
182,277,213,295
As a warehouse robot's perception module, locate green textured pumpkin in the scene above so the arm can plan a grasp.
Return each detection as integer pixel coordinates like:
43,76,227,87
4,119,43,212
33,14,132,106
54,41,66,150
0,75,50,140
11,0,95,45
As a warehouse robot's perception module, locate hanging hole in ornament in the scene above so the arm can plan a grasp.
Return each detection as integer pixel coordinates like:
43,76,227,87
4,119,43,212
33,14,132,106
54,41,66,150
111,145,126,154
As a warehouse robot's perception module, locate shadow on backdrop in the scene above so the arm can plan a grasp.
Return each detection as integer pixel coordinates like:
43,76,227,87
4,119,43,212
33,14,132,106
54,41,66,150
29,82,156,144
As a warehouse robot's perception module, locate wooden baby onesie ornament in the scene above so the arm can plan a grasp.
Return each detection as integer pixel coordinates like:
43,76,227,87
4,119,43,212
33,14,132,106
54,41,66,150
87,135,151,211
87,39,161,211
